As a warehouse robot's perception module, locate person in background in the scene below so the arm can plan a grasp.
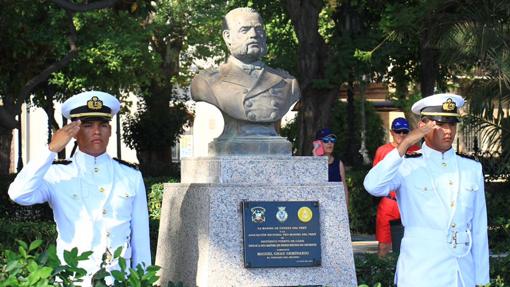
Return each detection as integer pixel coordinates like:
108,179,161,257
313,128,349,207
8,91,151,286
364,93,489,287
374,117,420,256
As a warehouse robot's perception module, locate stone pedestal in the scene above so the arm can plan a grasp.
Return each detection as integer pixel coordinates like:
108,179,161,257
208,136,292,156
155,156,357,287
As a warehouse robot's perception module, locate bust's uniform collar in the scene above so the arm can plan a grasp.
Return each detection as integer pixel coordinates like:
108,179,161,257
228,56,264,71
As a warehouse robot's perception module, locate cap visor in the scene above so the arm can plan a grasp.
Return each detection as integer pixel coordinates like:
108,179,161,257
423,116,460,123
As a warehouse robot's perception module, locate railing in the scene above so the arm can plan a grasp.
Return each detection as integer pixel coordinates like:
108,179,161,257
461,122,510,181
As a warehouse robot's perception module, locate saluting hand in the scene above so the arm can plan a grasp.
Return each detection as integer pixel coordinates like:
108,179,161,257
396,119,436,156
48,120,81,153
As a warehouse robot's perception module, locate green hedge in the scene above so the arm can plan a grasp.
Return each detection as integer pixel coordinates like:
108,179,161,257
347,166,377,234
355,253,508,287
485,181,510,252
0,218,57,252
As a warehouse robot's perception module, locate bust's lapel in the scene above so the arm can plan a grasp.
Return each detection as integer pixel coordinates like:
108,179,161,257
245,69,283,100
220,63,254,88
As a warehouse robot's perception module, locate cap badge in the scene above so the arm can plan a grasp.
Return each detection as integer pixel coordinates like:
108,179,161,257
87,96,103,110
442,98,456,112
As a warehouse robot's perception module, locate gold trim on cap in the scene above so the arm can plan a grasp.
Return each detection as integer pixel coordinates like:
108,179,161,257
70,112,112,119
420,111,460,117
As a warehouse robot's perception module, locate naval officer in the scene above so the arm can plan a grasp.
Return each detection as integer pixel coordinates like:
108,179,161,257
9,91,151,285
364,93,489,286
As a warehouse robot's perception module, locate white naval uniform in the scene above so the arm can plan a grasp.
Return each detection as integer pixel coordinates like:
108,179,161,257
8,148,151,286
364,143,489,287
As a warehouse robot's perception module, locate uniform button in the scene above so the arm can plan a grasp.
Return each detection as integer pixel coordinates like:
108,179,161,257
99,187,105,192
423,187,428,191
94,167,99,173
245,100,253,108
269,112,277,120
451,223,456,228
102,209,107,215
449,180,453,186
441,162,447,167
72,194,78,199
106,232,110,237
247,112,256,121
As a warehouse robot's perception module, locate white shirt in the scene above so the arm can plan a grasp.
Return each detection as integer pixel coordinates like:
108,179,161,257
364,143,489,287
8,148,151,286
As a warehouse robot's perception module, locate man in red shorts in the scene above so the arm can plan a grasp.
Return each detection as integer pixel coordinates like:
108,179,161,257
374,117,419,256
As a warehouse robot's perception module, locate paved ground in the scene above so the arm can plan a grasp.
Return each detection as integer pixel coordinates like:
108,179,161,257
351,234,378,254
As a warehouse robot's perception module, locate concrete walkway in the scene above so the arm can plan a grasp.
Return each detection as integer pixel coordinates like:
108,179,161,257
351,234,378,254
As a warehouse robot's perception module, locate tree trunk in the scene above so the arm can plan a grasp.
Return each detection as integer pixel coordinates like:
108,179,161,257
0,128,13,175
419,28,439,98
285,0,338,155
0,97,18,175
344,79,358,164
297,88,339,155
137,147,173,177
134,82,176,176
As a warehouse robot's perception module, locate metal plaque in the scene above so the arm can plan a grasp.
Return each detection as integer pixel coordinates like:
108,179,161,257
242,201,321,268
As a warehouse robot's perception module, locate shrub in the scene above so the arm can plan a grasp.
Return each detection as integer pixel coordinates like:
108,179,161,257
0,175,52,221
0,219,57,252
0,240,161,287
485,181,510,253
354,253,507,287
347,166,377,234
355,253,397,287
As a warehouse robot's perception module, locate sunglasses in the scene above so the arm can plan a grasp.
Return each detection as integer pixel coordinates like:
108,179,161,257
393,130,409,135
321,136,337,143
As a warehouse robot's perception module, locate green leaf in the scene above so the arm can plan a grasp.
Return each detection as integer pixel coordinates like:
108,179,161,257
77,250,93,261
5,260,21,273
111,270,125,282
16,240,28,251
114,246,123,258
18,246,27,258
27,260,39,272
128,269,141,287
29,240,43,252
119,256,127,271
39,266,53,279
63,248,78,267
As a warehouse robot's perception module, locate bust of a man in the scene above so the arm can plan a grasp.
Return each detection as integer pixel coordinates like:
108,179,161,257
191,8,300,155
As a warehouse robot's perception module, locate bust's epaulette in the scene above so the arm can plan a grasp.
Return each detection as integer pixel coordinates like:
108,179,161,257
275,67,292,78
404,152,422,158
456,152,479,162
52,159,72,165
113,158,139,170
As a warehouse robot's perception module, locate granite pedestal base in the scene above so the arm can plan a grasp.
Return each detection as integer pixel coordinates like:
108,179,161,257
155,157,357,287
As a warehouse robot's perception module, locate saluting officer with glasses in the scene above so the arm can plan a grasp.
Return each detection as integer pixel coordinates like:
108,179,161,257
373,117,420,257
9,91,151,286
364,93,489,287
